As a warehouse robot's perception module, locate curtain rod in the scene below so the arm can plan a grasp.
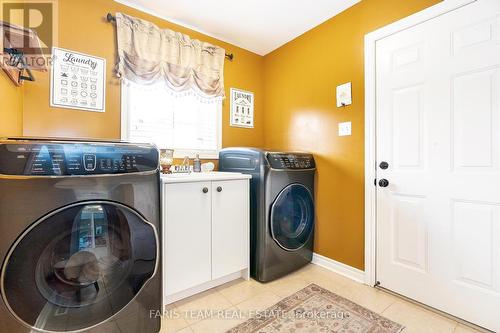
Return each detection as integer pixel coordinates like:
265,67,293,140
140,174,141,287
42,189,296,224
106,13,234,61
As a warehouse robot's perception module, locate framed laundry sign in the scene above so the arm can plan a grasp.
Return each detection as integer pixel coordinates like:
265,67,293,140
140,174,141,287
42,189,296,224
50,47,106,112
230,88,254,128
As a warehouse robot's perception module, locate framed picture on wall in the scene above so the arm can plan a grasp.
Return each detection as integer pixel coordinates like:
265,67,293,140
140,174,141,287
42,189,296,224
50,47,106,112
230,88,254,128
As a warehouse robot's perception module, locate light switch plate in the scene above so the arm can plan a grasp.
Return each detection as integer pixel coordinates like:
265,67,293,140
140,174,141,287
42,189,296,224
336,82,352,107
338,121,352,136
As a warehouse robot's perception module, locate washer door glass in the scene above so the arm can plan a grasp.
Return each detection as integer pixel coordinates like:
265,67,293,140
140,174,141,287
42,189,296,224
270,184,314,250
1,202,157,332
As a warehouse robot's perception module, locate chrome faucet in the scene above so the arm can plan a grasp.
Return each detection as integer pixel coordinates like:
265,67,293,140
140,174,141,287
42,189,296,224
180,156,191,173
171,156,191,173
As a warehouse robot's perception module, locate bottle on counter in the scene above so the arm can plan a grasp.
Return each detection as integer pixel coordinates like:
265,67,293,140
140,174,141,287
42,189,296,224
193,154,201,172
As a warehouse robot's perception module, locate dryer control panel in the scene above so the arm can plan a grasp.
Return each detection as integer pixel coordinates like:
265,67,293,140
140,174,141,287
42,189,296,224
0,140,159,176
267,153,315,170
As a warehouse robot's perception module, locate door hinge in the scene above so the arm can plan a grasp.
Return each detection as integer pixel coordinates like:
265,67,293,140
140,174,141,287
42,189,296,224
374,178,377,186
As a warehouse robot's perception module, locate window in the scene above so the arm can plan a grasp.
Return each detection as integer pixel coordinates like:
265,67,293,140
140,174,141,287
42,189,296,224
121,80,222,159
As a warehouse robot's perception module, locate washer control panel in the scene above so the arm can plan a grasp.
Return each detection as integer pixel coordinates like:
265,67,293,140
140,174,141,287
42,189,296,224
267,153,315,170
83,154,97,171
0,141,159,176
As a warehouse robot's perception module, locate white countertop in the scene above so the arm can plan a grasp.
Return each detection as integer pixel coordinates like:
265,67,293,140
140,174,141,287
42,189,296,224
161,171,252,183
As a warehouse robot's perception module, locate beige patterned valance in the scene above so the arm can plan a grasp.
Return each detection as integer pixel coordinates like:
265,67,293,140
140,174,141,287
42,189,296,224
115,13,225,98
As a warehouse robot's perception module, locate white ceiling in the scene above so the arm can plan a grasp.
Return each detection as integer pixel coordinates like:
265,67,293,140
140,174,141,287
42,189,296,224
114,0,361,56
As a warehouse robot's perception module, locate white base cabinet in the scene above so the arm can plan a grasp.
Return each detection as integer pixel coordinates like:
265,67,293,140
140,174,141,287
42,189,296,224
161,173,251,306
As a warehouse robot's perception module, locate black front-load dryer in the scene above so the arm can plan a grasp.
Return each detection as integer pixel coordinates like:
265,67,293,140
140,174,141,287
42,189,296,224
219,148,316,282
0,138,161,333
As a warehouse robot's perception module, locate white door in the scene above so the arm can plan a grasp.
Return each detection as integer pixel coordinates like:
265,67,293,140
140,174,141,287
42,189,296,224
376,0,500,330
163,182,212,297
211,180,249,279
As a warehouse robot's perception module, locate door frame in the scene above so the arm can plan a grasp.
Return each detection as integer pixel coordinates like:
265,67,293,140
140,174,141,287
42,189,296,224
363,0,477,286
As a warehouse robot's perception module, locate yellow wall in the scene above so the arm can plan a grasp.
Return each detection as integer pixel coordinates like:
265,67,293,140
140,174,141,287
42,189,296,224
0,73,23,137
263,0,440,270
22,0,265,148
0,0,23,138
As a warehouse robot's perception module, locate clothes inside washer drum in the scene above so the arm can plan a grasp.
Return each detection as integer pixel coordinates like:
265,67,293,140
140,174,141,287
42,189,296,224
64,251,100,284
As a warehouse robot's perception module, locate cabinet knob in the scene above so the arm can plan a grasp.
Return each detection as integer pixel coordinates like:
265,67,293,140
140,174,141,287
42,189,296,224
217,186,223,192
202,187,209,193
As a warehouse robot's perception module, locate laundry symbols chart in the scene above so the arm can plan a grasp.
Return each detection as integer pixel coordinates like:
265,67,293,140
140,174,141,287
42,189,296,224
230,88,254,128
50,47,106,112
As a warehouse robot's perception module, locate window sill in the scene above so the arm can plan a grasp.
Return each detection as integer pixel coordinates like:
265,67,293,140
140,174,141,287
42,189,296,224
172,151,219,160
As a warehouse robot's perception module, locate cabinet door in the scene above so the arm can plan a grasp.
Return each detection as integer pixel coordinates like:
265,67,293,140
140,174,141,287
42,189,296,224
211,179,249,279
163,182,212,296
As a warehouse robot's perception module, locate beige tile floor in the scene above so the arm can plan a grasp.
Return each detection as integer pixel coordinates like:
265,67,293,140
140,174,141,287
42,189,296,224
160,264,486,333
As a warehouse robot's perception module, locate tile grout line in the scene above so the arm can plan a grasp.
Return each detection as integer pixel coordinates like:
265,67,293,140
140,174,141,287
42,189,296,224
379,300,396,315
218,284,271,307
182,286,265,332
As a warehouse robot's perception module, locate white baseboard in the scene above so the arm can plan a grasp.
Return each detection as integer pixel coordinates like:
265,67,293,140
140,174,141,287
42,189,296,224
163,270,246,306
312,253,365,284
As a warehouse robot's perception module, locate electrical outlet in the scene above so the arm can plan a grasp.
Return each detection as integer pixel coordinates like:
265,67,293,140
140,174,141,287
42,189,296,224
338,121,352,136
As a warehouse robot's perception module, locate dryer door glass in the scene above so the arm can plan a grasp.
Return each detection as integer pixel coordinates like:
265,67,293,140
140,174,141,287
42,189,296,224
0,202,157,332
270,184,314,250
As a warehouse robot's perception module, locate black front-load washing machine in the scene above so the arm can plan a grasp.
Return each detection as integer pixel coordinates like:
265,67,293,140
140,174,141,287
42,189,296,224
219,148,316,282
0,138,161,333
